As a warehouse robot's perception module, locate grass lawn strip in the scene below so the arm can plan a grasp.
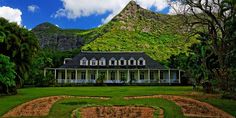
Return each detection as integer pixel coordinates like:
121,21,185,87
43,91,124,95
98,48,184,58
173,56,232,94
2,96,110,117
125,95,234,118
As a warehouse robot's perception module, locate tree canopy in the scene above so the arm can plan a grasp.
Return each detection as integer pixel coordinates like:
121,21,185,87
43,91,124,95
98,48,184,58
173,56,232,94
0,18,39,88
169,0,236,92
0,54,16,94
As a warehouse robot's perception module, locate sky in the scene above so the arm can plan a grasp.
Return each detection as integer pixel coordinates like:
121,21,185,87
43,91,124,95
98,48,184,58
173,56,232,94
0,0,178,30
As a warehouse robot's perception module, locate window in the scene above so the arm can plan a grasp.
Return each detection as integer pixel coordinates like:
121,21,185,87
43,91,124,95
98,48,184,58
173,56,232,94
119,57,126,66
138,57,145,66
61,71,65,79
111,60,115,65
140,72,145,80
120,72,126,81
120,60,124,65
128,57,136,65
81,72,86,80
71,72,75,79
99,57,106,66
91,72,95,80
90,58,97,66
109,57,117,66
80,57,88,66
82,60,87,65
139,60,143,65
150,72,154,80
130,72,135,81
111,71,116,80
130,60,134,65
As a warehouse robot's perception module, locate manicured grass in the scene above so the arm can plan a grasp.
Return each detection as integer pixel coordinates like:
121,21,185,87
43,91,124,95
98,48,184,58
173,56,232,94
0,86,235,117
201,98,236,116
48,98,183,118
0,86,191,116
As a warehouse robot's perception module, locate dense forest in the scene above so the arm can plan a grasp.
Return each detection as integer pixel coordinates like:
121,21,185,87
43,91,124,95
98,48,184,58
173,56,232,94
0,0,235,98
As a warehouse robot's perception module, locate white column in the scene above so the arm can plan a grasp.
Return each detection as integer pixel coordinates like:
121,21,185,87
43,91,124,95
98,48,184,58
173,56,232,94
148,69,150,83
96,70,98,80
86,69,88,83
138,69,140,82
168,69,171,85
106,70,109,81
54,69,57,83
158,70,160,83
127,69,130,83
75,70,78,83
179,70,181,84
65,69,67,83
44,69,46,77
117,70,120,83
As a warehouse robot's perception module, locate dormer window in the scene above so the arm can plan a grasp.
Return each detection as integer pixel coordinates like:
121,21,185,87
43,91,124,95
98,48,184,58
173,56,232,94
99,57,106,66
119,57,126,66
139,60,143,65
63,58,72,64
90,58,97,66
138,57,145,66
128,57,136,65
80,57,88,66
109,57,117,66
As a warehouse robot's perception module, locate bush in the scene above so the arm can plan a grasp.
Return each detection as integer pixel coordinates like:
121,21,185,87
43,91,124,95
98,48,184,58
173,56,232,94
0,54,16,95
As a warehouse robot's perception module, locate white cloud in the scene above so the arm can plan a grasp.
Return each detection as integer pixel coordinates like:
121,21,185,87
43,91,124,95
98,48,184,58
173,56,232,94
0,6,22,25
54,0,170,24
55,24,60,27
136,0,168,11
28,5,39,13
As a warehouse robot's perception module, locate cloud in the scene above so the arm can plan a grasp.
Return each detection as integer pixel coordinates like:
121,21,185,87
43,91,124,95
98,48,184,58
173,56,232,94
55,24,60,27
0,6,22,25
28,5,39,13
54,0,170,24
136,0,168,11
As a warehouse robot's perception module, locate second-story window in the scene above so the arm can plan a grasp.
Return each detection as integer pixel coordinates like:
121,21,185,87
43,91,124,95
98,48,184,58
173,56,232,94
128,57,136,65
119,57,126,66
99,57,106,66
138,57,145,66
109,57,117,66
120,60,124,65
80,57,88,66
90,58,97,66
111,60,115,65
139,60,143,65
130,60,134,65
82,60,87,65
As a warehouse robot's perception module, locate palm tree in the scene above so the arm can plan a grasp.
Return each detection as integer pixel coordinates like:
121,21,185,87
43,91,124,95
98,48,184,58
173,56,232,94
0,18,39,88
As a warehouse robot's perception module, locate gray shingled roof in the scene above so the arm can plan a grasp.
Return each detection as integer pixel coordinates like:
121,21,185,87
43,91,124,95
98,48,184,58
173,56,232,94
60,51,167,69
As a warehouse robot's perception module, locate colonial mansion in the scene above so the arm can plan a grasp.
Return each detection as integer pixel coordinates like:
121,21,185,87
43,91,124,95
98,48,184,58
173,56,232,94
44,51,182,84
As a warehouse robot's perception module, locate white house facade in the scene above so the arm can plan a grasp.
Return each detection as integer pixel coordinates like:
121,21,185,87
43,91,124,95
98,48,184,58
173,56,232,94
44,51,182,84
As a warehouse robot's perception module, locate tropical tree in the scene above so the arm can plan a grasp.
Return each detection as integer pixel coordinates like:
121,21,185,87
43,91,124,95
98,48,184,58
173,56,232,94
0,18,39,88
169,0,236,92
0,54,16,94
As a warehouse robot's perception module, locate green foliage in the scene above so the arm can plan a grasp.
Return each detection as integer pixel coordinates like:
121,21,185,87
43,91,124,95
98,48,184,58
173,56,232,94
0,54,16,94
82,15,197,63
171,0,236,93
0,18,39,87
26,50,53,85
32,4,198,63
96,73,106,85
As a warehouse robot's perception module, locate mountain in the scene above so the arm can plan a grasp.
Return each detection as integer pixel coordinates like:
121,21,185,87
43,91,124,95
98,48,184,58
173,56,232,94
32,1,197,62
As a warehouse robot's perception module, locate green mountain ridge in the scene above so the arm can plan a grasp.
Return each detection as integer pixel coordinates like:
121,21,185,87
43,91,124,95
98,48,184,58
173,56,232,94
32,1,197,62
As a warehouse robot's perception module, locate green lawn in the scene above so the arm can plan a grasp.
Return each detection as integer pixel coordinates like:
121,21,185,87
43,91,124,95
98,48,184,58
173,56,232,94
0,86,235,117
